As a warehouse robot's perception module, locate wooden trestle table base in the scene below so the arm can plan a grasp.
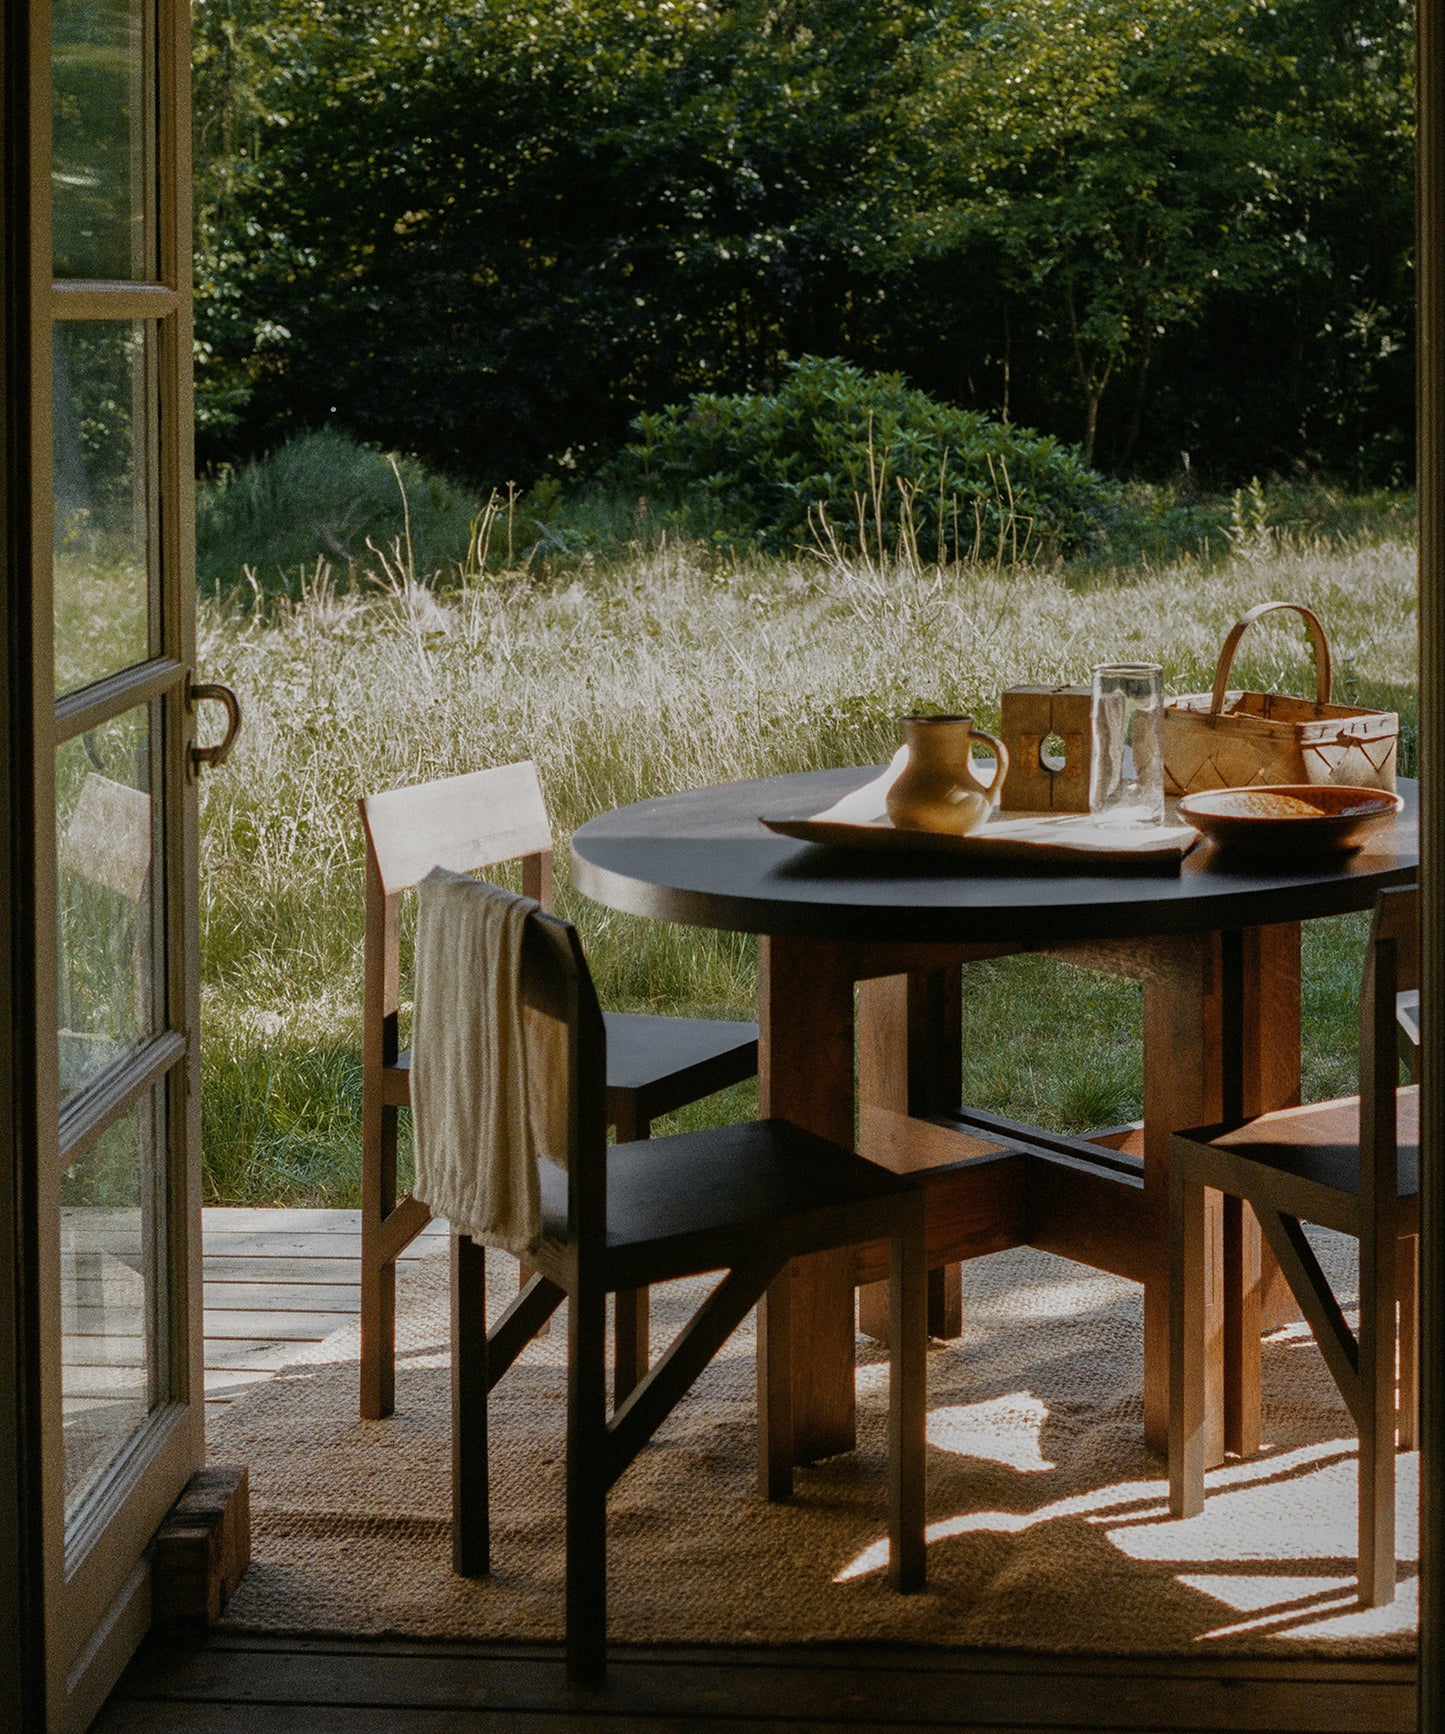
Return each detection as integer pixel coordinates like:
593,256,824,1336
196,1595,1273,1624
571,768,1419,1468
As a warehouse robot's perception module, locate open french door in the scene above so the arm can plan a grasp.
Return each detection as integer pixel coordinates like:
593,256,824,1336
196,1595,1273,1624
3,0,232,1721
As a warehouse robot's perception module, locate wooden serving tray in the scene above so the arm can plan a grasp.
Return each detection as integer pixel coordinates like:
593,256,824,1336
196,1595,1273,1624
761,757,1197,872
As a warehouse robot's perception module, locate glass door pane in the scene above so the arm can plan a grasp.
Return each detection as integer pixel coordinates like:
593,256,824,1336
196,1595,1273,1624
52,319,154,694
55,702,157,1097
51,0,152,280
60,1085,168,1524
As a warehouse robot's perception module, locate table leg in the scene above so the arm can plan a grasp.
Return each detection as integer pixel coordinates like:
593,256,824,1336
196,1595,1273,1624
1143,923,1301,1460
758,934,858,1463
1143,932,1224,1458
1226,923,1302,1457
857,969,964,1341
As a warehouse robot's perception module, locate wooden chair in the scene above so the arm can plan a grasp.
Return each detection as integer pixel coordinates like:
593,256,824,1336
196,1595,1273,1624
1168,886,1419,1606
359,762,758,1420
443,895,927,1683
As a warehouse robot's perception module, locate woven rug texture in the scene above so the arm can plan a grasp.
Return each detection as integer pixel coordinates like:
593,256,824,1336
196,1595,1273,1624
208,1237,1418,1656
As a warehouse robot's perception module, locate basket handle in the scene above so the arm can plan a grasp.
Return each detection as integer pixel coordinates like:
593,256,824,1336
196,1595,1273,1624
1208,600,1333,718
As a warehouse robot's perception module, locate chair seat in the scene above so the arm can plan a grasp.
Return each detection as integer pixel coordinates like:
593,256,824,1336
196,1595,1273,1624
539,1117,917,1289
1182,1087,1418,1232
391,1011,758,1122
600,1012,758,1120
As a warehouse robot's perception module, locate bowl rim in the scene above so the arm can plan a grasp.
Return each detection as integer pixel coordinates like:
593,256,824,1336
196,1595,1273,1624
1177,784,1404,823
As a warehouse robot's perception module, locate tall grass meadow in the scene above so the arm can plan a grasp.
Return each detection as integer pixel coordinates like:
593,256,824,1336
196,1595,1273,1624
195,440,1417,1202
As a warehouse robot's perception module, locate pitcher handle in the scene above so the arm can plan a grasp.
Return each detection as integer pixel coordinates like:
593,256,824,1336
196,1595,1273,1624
968,729,1010,800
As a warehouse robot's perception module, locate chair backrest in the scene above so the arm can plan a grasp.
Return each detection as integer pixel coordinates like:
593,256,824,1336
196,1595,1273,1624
1359,885,1420,1216
362,761,553,895
519,908,609,1259
359,762,555,1074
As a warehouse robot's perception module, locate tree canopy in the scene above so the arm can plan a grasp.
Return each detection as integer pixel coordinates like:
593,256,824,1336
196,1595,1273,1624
193,0,1415,487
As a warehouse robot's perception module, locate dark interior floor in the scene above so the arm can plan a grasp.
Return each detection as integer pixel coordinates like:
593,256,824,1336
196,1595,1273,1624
94,1632,1416,1733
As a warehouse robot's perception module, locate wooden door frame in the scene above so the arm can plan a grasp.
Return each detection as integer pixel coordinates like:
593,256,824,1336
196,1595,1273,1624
1,0,48,1720
0,0,1442,1727
1415,0,1444,1721
2,0,206,1719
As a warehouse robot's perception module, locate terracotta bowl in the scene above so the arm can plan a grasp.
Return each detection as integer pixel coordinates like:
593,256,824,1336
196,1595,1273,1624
1178,784,1404,861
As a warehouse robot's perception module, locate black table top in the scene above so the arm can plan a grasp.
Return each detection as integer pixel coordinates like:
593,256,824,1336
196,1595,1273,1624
570,769,1419,946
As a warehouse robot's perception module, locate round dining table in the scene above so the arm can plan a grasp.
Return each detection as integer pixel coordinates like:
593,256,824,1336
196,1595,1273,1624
572,768,1419,1468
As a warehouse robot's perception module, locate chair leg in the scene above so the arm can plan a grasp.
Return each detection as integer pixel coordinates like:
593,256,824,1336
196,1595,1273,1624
611,1100,651,1402
1358,1223,1398,1608
566,1278,610,1686
360,1099,398,1421
614,1288,649,1407
1397,1234,1419,1453
1169,1162,1207,1520
517,1259,551,1338
889,1198,927,1592
1222,1197,1262,1459
757,1267,794,1501
451,1231,490,1577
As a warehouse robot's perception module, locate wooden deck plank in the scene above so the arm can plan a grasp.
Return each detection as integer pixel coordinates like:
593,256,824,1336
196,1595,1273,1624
203,1367,279,1398
202,1340,328,1372
202,1309,357,1341
99,1637,1415,1733
202,1256,380,1282
97,1708,908,1734
194,1635,1416,1679
199,1232,433,1261
193,1208,450,1398
202,1283,363,1311
202,1207,448,1234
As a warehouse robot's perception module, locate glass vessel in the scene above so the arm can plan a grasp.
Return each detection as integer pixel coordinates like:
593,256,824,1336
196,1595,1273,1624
1089,663,1165,824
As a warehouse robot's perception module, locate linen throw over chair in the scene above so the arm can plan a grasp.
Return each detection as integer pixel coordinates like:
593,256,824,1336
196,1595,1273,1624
415,874,928,1684
1168,885,1419,1607
359,761,759,1420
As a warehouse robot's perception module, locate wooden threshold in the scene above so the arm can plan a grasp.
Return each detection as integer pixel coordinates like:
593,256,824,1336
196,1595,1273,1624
96,1631,1416,1732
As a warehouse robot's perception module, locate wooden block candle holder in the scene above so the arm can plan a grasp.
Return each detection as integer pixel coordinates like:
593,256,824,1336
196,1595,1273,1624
999,684,1092,812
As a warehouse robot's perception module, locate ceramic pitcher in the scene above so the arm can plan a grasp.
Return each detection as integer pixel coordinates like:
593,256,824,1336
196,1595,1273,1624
885,714,1010,835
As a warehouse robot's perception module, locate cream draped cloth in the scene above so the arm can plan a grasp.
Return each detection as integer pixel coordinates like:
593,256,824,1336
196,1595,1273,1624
411,866,560,1257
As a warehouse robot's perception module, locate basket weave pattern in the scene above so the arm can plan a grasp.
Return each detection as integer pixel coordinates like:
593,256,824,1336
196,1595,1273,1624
1163,603,1399,797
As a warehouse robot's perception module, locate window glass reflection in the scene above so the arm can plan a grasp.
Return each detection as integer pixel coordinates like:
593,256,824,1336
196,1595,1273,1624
53,321,151,694
60,1088,167,1523
52,0,149,281
56,704,157,1099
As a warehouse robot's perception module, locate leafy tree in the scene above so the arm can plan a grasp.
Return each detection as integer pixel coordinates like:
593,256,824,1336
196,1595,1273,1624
898,0,1414,472
192,0,1415,486
193,0,928,481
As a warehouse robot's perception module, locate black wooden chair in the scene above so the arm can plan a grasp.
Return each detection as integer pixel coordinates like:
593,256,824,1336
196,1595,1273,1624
1168,886,1419,1607
358,761,758,1419
443,897,928,1683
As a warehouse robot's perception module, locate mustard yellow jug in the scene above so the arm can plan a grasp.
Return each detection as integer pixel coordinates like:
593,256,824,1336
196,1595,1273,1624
885,714,1010,836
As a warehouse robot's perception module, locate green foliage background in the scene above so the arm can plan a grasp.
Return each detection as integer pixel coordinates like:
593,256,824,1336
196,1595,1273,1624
192,0,1415,491
612,355,1117,560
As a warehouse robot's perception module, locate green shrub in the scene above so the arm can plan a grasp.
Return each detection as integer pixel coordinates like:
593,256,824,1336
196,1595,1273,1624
610,356,1118,563
196,428,485,599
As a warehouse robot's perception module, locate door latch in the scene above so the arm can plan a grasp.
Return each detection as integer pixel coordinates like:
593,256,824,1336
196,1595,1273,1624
187,678,242,775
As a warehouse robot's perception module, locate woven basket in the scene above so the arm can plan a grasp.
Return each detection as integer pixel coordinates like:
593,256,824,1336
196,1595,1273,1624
1163,601,1398,797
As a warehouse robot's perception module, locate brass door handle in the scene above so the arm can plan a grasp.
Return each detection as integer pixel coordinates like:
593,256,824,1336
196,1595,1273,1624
188,679,242,774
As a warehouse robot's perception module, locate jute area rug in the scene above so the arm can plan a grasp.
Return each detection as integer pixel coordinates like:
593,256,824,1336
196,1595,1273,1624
209,1238,1417,1656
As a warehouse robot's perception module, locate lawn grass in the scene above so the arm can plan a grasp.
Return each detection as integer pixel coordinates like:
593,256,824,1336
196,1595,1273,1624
197,521,1416,1203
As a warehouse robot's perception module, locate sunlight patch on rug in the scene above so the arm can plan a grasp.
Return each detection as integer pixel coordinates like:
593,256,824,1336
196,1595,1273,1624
925,1394,1055,1473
